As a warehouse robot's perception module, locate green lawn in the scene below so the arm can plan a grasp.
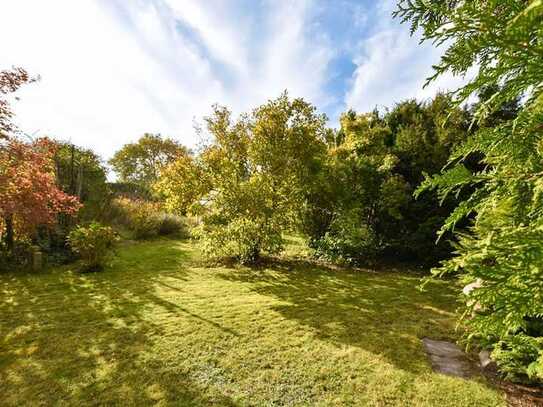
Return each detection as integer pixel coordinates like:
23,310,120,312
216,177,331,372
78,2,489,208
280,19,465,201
0,238,504,406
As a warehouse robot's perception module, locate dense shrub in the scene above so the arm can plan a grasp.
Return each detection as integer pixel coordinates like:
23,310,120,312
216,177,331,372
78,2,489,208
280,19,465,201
67,222,118,271
490,334,543,383
0,240,33,271
129,203,162,239
305,95,471,266
106,197,188,239
195,218,283,264
156,213,188,237
311,210,377,265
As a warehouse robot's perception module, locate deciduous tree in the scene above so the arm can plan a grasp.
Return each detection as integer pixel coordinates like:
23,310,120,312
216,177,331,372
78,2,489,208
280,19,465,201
0,67,35,140
0,138,81,249
109,133,188,187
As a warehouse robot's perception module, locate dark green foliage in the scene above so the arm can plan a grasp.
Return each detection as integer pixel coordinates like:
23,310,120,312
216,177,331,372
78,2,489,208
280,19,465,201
54,142,110,222
29,142,111,264
0,240,33,271
307,94,471,265
156,213,188,237
396,0,543,383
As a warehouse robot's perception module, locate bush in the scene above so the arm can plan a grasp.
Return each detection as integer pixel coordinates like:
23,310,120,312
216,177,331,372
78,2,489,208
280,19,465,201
195,217,283,264
311,210,378,265
67,222,118,271
491,334,543,383
157,213,188,237
129,204,161,240
106,198,159,239
0,240,33,271
105,198,190,239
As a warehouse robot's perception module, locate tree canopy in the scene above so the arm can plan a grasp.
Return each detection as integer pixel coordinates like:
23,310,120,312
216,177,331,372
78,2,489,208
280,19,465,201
0,138,81,249
304,93,471,265
156,93,327,263
0,67,35,140
109,133,188,187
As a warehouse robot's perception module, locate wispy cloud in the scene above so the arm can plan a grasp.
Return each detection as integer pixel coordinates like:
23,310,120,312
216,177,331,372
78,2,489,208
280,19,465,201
345,1,467,113
0,0,464,162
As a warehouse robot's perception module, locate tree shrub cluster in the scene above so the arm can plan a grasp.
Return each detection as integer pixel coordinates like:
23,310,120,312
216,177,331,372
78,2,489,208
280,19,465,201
155,93,327,263
305,95,471,266
0,137,81,254
3,0,541,384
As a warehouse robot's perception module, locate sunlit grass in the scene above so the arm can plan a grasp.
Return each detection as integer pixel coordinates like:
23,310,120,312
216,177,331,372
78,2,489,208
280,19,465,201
0,238,504,406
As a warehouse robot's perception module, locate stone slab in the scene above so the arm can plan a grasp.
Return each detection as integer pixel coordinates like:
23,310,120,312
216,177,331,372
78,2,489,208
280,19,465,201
422,338,475,379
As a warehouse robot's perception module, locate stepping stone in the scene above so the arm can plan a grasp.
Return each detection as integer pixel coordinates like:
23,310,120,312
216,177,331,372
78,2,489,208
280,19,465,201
422,338,475,378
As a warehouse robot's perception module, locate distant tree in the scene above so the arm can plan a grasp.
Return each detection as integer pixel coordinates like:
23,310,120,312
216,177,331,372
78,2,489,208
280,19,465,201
109,133,188,187
0,138,81,250
54,142,110,221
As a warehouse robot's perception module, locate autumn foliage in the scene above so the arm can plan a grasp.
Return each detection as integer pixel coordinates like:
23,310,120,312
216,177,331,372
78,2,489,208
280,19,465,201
0,138,81,245
0,67,35,140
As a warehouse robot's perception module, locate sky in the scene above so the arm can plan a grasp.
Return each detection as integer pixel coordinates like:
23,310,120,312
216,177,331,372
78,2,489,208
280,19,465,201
1,0,467,161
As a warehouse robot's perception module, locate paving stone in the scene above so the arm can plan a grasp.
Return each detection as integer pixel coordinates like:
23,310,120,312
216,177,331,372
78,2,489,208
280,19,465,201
422,338,475,379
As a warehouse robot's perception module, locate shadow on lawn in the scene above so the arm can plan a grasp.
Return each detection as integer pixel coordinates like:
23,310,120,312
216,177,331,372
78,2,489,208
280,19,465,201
0,238,239,406
217,257,459,374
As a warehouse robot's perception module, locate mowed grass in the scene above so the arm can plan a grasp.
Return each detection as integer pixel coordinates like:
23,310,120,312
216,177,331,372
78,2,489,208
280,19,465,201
0,238,504,406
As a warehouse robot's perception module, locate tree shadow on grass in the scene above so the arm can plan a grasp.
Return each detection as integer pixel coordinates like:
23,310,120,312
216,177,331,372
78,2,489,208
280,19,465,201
0,238,239,406
216,256,460,375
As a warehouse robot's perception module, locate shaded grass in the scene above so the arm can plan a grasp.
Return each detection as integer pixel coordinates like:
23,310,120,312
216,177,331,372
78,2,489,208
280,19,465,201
0,238,504,406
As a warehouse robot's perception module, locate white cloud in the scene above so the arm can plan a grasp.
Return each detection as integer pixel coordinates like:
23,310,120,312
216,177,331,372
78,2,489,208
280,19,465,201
0,0,335,166
344,3,469,113
1,0,473,171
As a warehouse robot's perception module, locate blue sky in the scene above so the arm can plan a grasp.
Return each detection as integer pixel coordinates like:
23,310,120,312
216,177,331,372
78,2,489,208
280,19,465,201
1,0,465,160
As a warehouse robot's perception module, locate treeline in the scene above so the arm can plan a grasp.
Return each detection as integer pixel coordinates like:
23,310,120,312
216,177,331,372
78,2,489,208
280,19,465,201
2,84,480,269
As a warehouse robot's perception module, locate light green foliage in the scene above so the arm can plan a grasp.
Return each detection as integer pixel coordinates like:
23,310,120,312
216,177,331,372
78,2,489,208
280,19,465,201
396,0,543,382
492,334,543,382
67,222,118,271
153,154,209,215
158,93,327,263
313,208,378,264
109,133,188,187
0,238,505,405
195,217,283,264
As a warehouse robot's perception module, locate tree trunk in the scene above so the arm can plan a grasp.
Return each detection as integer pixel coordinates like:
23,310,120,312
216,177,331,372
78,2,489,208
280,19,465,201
4,215,14,251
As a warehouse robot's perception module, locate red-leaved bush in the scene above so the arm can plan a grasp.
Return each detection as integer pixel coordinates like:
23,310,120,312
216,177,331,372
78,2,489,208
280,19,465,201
0,138,81,243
